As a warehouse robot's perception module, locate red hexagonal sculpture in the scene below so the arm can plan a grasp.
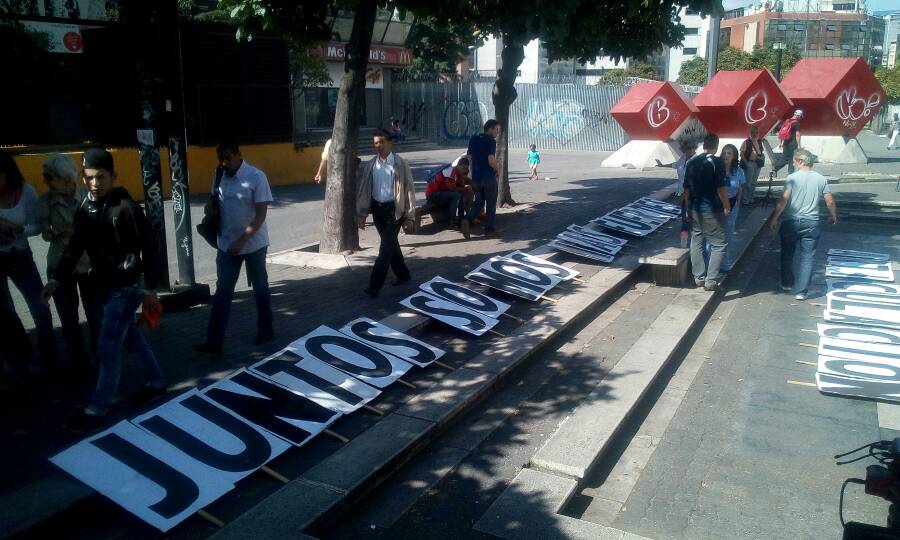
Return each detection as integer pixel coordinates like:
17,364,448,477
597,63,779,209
610,81,698,141
693,69,792,138
780,58,887,137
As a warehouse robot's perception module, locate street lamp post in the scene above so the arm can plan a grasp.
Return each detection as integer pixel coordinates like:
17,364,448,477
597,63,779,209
773,42,786,81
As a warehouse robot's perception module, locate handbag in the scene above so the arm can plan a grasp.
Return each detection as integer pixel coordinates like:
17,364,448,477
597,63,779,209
197,167,224,248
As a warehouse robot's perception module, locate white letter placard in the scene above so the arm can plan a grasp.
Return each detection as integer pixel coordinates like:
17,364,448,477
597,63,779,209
203,369,341,446
818,337,900,364
506,250,581,281
132,390,291,484
638,197,681,217
557,231,622,256
251,348,381,414
828,291,900,324
550,239,615,263
818,355,900,383
565,225,627,247
50,421,235,532
466,256,561,300
339,317,445,367
289,326,414,388
828,257,894,270
817,371,900,402
593,214,655,236
818,323,900,345
826,264,895,282
401,290,500,336
420,276,510,319
827,279,900,295
827,249,890,262
825,310,900,331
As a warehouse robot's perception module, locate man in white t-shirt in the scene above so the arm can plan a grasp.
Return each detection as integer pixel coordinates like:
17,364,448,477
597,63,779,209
194,143,275,354
770,147,837,301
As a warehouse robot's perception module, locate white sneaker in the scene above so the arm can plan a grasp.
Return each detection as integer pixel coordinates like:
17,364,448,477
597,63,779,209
794,292,807,301
780,285,791,292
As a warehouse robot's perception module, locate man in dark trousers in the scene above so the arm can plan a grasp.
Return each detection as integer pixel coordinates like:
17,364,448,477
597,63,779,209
41,148,166,432
194,143,275,355
461,119,500,239
357,129,417,298
683,133,732,292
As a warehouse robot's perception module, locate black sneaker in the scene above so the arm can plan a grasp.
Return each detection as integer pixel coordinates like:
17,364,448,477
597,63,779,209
193,342,223,355
363,287,379,298
253,328,275,345
63,410,107,433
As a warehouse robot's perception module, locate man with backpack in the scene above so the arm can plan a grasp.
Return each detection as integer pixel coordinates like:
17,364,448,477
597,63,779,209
777,109,803,174
425,158,472,230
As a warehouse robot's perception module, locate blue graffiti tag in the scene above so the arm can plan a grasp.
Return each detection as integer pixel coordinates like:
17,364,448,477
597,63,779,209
523,99,586,143
442,100,486,141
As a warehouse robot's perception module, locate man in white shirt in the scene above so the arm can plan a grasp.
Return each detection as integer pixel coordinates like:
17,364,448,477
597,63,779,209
357,129,416,298
194,143,275,354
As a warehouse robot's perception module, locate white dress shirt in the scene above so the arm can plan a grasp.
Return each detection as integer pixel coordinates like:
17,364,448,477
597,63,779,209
215,161,274,255
372,153,395,203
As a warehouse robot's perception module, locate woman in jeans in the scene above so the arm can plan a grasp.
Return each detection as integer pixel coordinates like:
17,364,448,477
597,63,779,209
719,144,745,272
0,151,56,375
39,154,100,373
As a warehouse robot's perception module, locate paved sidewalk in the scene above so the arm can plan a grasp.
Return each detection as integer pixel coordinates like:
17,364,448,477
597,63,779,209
0,150,674,498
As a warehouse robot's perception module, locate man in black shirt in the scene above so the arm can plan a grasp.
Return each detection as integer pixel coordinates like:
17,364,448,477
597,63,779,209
683,134,732,291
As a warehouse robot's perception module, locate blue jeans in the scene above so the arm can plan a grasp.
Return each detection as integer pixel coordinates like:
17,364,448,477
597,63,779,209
465,179,498,232
89,287,165,414
207,246,272,345
427,190,463,223
690,210,726,284
780,218,820,295
0,249,56,367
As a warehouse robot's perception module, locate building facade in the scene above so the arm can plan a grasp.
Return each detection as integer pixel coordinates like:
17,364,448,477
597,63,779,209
721,9,885,67
881,10,900,68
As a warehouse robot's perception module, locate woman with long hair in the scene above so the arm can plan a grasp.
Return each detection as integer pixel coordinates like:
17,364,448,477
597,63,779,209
719,144,746,271
0,151,56,375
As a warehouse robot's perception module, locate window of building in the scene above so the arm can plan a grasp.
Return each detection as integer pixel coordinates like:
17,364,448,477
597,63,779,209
808,43,817,49
684,27,699,35
825,43,835,50
826,24,836,31
777,24,788,31
841,43,851,50
794,24,805,31
683,47,698,55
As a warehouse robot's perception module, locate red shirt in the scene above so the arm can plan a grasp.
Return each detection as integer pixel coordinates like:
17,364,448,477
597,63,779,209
426,166,461,196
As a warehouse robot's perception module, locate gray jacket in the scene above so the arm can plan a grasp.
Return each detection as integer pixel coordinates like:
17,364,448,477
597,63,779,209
357,153,416,222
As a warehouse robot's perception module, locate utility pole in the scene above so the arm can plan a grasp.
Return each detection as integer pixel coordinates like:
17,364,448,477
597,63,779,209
773,42,786,81
707,16,721,83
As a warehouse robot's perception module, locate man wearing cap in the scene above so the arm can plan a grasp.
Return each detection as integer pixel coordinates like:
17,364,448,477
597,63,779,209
40,148,166,432
779,109,803,174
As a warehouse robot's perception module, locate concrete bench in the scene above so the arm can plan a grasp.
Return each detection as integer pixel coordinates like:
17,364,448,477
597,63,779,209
638,246,690,287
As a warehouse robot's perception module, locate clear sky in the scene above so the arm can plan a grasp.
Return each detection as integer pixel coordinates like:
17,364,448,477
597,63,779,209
722,0,898,11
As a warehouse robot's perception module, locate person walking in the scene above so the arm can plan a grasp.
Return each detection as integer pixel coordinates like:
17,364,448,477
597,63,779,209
683,134,731,291
194,143,275,354
357,128,416,298
769,148,837,301
314,137,332,184
777,109,802,175
740,126,764,205
888,113,900,150
527,144,540,180
425,158,472,229
656,140,697,199
38,154,101,373
0,151,57,372
461,119,500,239
720,144,746,272
40,148,166,432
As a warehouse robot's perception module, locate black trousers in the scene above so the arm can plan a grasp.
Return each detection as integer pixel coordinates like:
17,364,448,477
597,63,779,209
370,199,410,290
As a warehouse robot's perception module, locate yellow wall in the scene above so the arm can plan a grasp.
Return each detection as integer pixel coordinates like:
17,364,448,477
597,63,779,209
11,142,323,200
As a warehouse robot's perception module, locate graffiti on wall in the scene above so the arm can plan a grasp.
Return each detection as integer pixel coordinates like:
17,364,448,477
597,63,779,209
744,91,768,125
836,87,880,130
523,99,586,144
442,100,486,141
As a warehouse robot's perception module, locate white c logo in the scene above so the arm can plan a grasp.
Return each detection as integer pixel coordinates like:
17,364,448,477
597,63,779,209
647,97,670,128
836,87,880,124
744,92,768,124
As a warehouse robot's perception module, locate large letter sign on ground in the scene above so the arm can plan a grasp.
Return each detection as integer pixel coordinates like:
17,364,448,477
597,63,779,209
466,256,563,301
827,291,900,325
693,70,791,138
133,390,291,483
339,317,445,368
250,348,381,414
505,251,581,281
609,81,699,141
401,291,500,336
780,58,887,137
290,326,414,388
827,279,900,295
51,421,235,532
420,276,511,319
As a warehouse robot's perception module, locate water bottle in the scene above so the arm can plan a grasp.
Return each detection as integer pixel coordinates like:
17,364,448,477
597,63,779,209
680,230,689,248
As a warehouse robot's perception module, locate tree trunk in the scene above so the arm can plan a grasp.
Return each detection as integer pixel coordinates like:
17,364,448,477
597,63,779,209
319,0,378,254
493,38,525,208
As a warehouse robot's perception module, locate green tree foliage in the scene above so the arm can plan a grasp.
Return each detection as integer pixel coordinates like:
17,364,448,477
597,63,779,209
875,66,900,104
598,61,660,86
677,45,803,86
394,16,480,82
